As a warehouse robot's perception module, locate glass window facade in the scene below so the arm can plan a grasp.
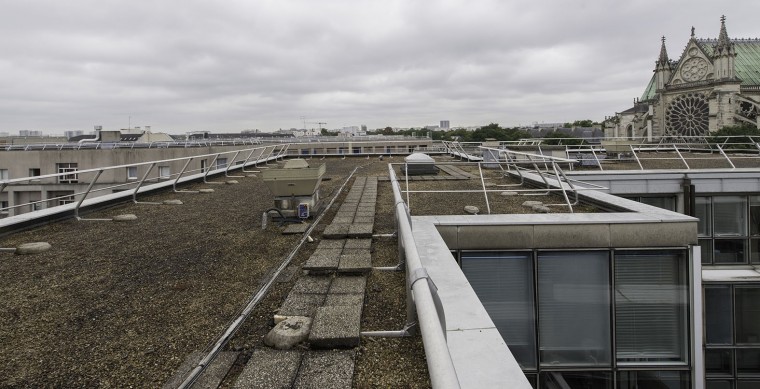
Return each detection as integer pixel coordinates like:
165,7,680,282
697,195,760,265
460,249,690,387
705,284,760,387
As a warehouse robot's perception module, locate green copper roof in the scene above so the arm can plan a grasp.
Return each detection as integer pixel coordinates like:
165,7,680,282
698,39,760,86
639,38,760,103
641,74,657,101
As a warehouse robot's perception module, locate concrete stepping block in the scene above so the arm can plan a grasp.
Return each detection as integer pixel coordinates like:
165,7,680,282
329,276,367,294
163,351,238,389
233,348,301,389
303,249,342,271
343,239,372,250
338,252,372,273
278,293,326,318
323,224,350,239
198,188,215,193
324,294,364,307
317,240,346,250
308,306,362,348
331,216,354,224
263,316,312,350
352,216,374,226
293,351,355,389
292,276,332,294
347,224,373,238
162,199,183,205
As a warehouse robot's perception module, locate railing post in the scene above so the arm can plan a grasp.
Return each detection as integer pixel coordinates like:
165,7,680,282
74,170,105,220
133,163,160,204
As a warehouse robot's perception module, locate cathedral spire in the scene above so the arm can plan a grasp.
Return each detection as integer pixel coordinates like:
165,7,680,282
713,15,737,79
654,36,672,90
717,15,730,47
658,36,669,64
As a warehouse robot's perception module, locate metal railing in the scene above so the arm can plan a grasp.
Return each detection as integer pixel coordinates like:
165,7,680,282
388,164,461,389
0,144,289,221
397,147,602,214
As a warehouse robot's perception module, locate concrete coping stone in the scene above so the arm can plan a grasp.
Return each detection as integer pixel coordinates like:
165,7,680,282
233,348,301,389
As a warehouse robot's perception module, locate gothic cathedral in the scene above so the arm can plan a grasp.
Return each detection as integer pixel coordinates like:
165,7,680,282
608,17,760,140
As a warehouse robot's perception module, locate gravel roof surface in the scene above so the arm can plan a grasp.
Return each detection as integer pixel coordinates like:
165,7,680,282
0,155,599,388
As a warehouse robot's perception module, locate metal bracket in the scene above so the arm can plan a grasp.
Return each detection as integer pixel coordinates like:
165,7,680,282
410,268,446,339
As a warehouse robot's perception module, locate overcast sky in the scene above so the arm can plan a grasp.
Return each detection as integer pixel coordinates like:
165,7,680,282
2,1,760,134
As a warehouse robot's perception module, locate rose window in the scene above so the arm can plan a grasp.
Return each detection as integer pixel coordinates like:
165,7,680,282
665,93,709,137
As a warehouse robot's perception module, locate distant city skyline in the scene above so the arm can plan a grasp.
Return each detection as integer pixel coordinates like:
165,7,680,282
2,1,759,134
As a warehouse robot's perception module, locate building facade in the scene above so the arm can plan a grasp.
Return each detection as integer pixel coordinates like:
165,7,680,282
610,17,760,140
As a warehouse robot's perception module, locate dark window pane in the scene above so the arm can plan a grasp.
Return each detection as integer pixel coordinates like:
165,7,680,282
714,196,747,236
701,239,713,264
615,251,687,363
540,371,612,389
705,286,733,344
617,370,690,389
750,196,760,236
706,349,733,375
751,239,760,264
738,381,760,389
707,380,733,389
640,196,676,211
538,251,610,366
736,288,760,344
696,196,712,237
461,252,536,369
714,239,746,264
737,349,760,374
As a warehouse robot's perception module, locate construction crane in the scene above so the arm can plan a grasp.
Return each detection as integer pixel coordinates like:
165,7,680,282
305,121,327,135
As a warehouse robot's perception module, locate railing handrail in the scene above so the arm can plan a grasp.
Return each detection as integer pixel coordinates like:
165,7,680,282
388,164,461,389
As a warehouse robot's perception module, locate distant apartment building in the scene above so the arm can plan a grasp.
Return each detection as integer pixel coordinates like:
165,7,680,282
64,130,85,139
18,130,43,137
0,137,432,217
440,120,450,129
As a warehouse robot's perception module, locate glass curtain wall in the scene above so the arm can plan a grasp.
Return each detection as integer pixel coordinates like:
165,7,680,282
461,249,690,389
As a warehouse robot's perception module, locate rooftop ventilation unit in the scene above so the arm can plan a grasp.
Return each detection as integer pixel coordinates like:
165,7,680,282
400,152,438,176
262,159,326,219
